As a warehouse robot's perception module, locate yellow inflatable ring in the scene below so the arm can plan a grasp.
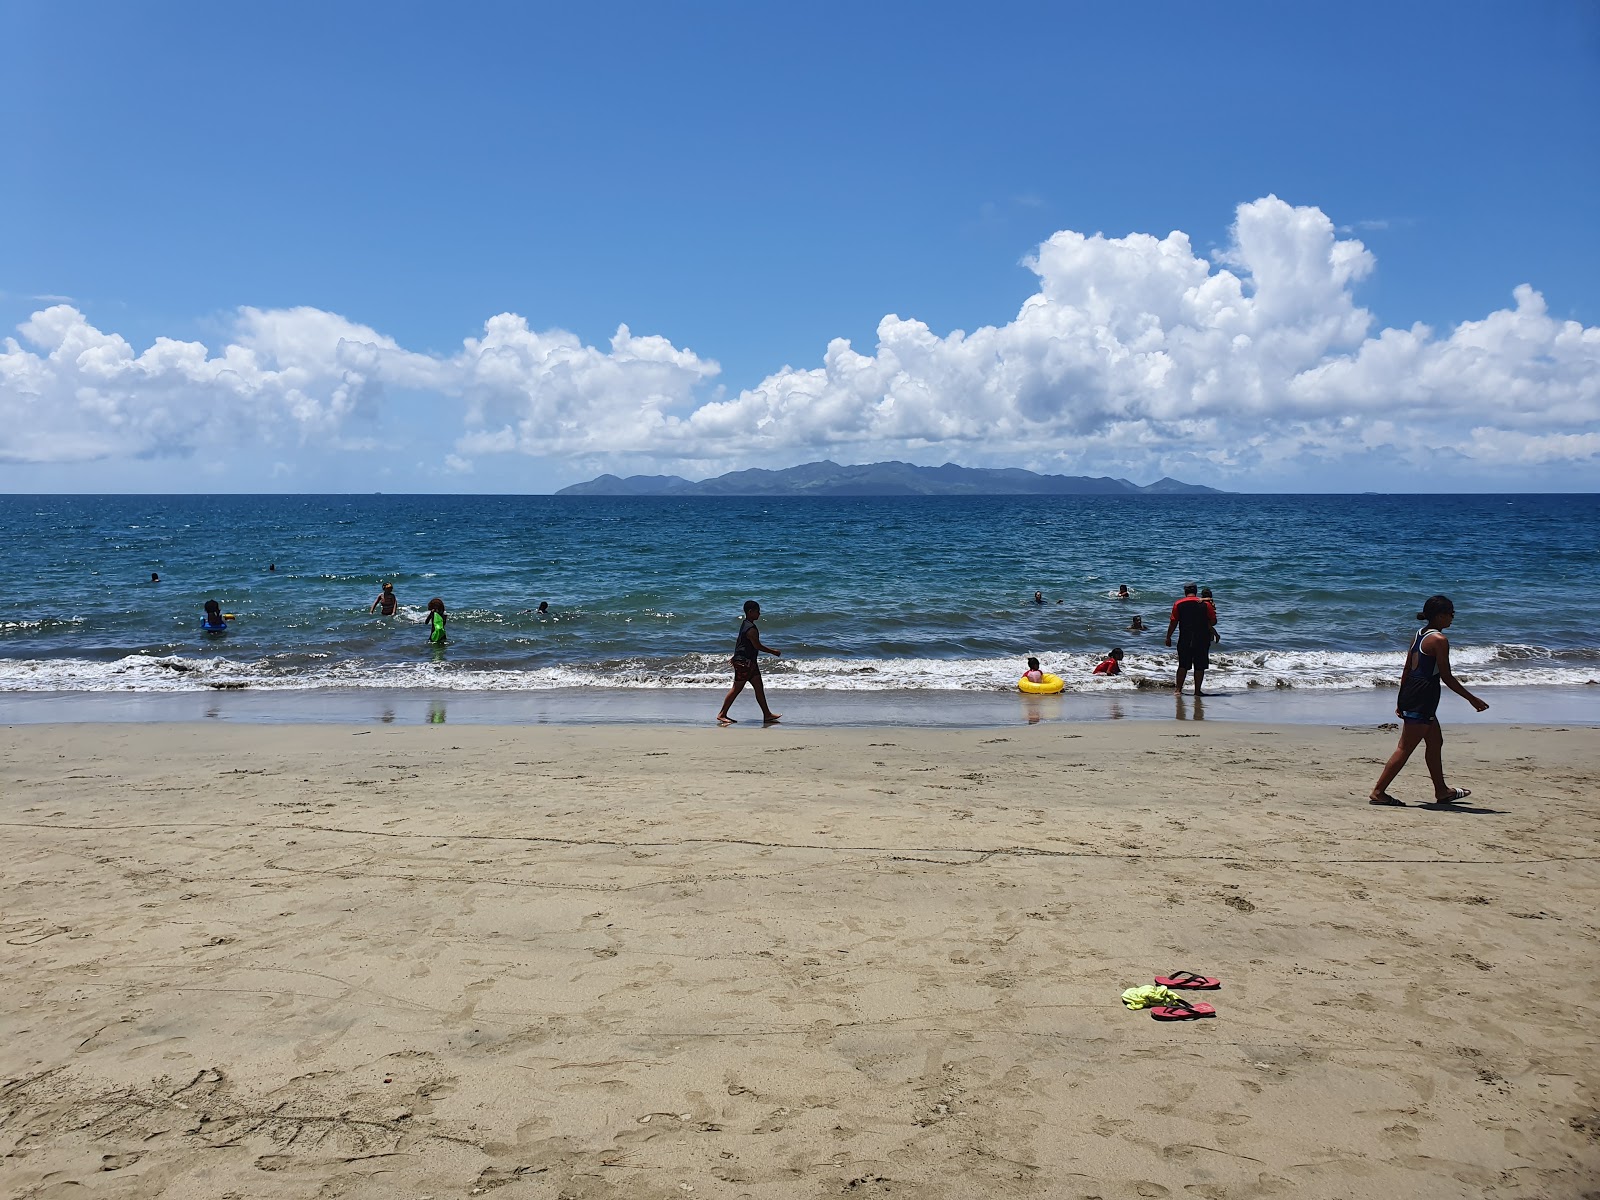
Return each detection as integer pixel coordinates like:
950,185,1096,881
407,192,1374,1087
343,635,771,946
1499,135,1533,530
1017,673,1064,694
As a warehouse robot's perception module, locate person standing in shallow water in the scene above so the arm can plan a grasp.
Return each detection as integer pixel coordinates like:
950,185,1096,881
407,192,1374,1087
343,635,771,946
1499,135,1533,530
1369,594,1488,806
425,597,448,644
1165,582,1216,696
717,600,781,725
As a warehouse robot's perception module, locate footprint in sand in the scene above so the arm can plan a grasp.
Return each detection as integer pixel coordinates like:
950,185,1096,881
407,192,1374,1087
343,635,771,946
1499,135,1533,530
1382,1122,1421,1146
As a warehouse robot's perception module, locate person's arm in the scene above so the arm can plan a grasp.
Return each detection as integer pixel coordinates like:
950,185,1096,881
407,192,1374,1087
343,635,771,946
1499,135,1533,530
1428,632,1489,712
756,628,781,657
1164,608,1178,645
370,597,380,613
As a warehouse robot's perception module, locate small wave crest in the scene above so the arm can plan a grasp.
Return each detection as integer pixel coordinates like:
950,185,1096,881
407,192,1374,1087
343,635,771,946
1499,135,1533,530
0,643,1595,693
1,616,87,635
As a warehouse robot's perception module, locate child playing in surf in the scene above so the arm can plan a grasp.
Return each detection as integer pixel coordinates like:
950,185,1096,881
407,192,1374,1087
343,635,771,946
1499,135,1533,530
716,600,781,725
201,600,230,632
1093,648,1124,675
1368,594,1488,807
425,597,448,645
1024,656,1044,684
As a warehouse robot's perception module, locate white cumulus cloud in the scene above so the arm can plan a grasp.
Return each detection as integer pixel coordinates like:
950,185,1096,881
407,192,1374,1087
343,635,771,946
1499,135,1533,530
655,197,1597,477
0,304,439,464
2,195,1596,485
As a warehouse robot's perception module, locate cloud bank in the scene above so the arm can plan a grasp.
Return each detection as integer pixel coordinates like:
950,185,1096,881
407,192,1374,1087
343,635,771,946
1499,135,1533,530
3,196,1596,483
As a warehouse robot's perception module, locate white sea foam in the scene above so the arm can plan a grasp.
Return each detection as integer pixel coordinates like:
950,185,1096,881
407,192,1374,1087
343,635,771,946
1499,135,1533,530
0,644,1594,693
0,617,86,634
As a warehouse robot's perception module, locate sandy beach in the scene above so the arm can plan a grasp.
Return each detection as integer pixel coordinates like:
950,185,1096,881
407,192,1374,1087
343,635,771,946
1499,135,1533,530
2,719,1597,1199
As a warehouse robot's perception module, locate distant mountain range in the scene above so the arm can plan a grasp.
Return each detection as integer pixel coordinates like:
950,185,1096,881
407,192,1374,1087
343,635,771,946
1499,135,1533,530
556,460,1223,497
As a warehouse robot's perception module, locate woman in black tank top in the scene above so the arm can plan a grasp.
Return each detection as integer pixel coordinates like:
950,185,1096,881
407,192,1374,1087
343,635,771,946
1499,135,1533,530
1369,595,1489,807
717,600,782,725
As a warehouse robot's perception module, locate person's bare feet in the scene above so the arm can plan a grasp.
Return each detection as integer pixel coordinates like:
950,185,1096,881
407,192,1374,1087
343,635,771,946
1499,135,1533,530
762,713,782,723
716,714,736,725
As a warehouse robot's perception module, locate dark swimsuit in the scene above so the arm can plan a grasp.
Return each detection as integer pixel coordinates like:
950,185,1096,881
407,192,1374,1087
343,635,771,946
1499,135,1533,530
732,618,759,683
1397,627,1442,724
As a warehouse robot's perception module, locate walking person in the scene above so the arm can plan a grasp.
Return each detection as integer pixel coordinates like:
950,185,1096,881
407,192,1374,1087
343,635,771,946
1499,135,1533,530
716,600,781,725
1164,582,1217,696
1369,595,1489,806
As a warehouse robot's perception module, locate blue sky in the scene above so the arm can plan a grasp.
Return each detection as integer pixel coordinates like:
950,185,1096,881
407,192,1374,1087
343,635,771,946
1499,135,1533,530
2,1,1596,492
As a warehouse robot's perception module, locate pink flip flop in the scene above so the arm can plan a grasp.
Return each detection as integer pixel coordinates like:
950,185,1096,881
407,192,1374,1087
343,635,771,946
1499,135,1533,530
1155,971,1221,990
1150,998,1216,1021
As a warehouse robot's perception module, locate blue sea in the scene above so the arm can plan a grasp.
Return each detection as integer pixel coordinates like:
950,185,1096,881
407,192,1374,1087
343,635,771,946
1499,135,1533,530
0,494,1596,705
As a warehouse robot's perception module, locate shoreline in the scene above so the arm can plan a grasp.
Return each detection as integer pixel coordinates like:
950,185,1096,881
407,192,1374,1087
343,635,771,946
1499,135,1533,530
2,681,1595,727
3,721,1596,1197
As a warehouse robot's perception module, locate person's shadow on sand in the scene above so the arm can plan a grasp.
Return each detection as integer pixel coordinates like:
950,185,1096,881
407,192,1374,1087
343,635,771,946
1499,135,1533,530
1418,799,1505,815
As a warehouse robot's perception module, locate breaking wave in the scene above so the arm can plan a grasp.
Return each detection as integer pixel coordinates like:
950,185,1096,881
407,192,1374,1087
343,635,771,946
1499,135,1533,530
1,643,1595,693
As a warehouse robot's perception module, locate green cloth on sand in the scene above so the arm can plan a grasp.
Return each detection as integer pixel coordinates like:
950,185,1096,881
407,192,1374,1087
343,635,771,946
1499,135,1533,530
1121,984,1185,1010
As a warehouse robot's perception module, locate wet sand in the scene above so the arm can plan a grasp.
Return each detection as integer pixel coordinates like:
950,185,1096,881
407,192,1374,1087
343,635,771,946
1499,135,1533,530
3,681,1596,728
2,721,1597,1198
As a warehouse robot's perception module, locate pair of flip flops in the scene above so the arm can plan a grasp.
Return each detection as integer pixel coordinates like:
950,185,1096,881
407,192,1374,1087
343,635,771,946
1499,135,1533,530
1370,787,1471,807
1150,971,1221,1021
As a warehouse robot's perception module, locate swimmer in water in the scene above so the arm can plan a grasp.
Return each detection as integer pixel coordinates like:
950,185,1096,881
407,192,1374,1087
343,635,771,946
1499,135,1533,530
1127,614,1146,632
201,599,230,632
370,582,398,615
1093,648,1125,676
1117,584,1130,599
1034,591,1045,605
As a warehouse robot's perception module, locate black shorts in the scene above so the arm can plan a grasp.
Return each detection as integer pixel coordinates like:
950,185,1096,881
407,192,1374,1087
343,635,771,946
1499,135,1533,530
731,657,759,684
1176,638,1209,672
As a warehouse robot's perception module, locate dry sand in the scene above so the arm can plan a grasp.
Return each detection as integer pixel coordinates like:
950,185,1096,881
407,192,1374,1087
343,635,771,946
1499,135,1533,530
1,720,1597,1199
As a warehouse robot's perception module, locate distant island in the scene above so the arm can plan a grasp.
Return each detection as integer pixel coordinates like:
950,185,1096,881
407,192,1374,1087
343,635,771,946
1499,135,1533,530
556,460,1224,497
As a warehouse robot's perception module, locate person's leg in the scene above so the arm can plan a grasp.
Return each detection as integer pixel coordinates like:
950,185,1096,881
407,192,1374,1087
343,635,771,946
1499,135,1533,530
1193,662,1206,695
1176,641,1194,694
1371,723,1425,800
1421,722,1450,798
716,677,746,722
750,671,780,721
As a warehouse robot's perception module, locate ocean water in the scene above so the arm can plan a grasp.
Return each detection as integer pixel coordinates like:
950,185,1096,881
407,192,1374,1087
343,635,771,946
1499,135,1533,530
1,493,1596,697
